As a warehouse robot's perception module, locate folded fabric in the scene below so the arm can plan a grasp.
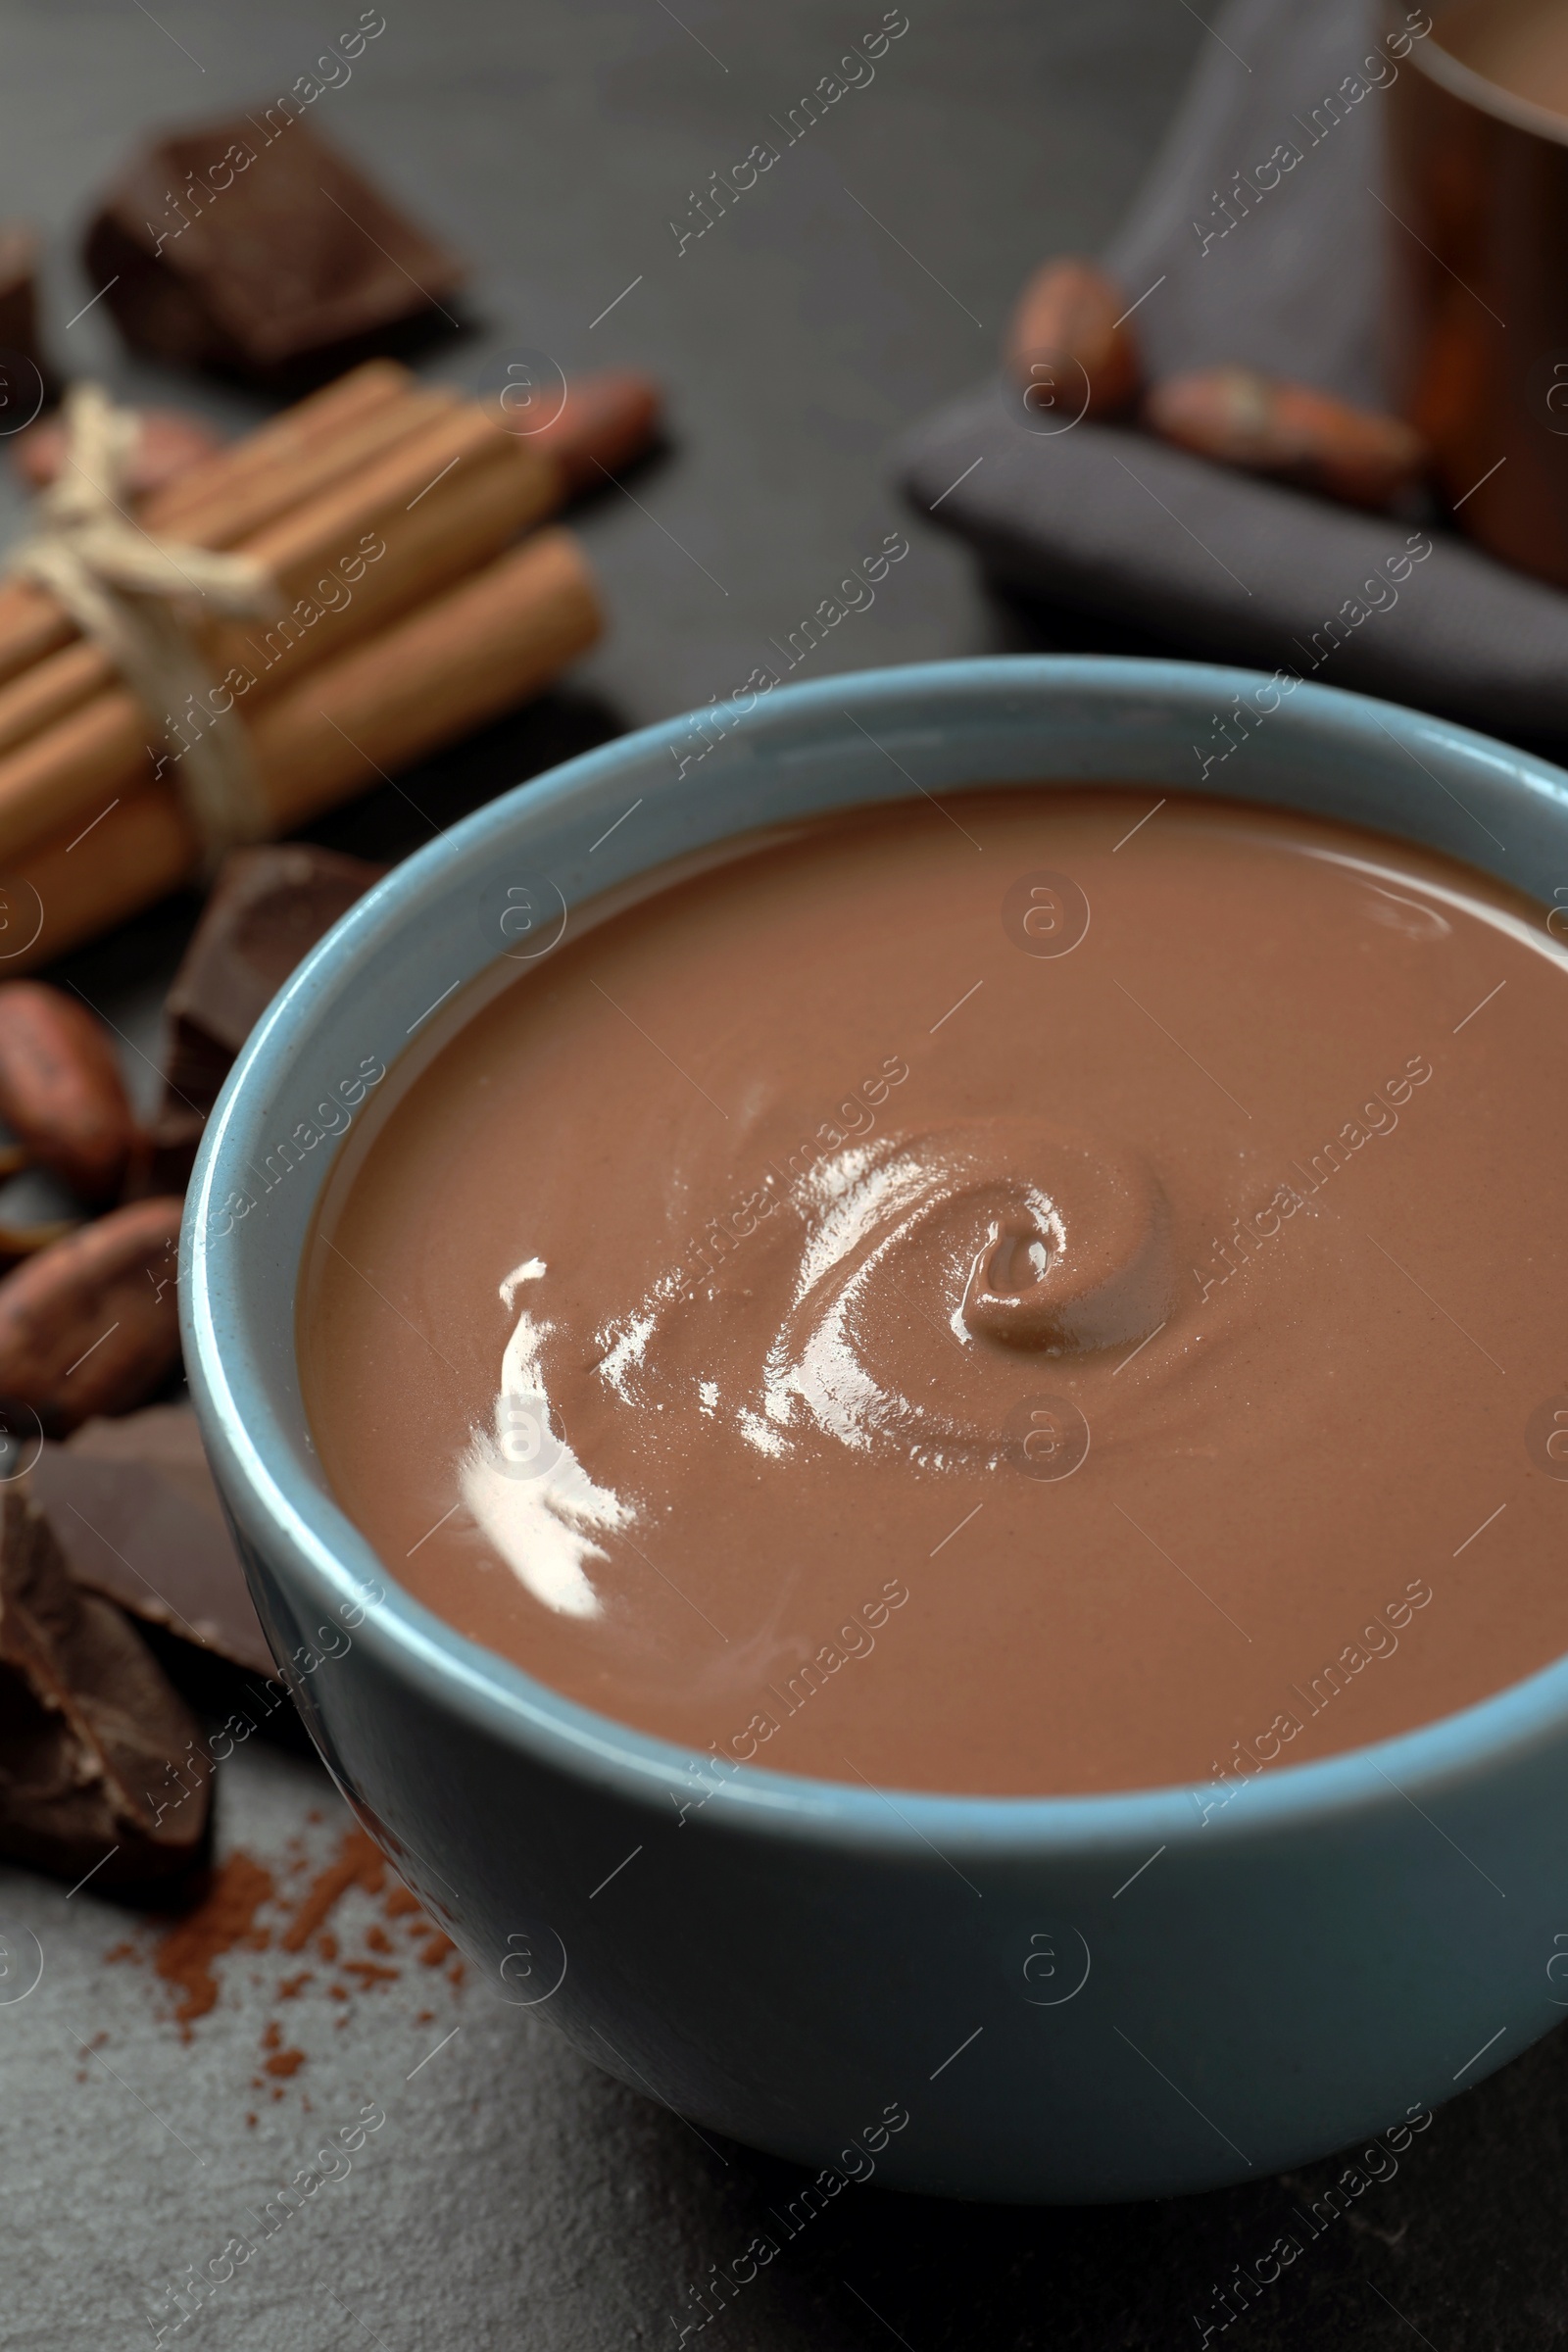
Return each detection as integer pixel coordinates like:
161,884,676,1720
895,0,1568,751
898,385,1568,746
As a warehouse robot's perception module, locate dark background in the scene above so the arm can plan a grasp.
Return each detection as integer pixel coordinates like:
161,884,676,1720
1,4,1562,2348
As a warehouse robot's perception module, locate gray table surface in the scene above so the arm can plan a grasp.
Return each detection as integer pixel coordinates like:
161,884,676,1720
1,5,1560,2347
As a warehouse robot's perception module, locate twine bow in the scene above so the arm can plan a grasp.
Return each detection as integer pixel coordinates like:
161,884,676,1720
7,382,280,865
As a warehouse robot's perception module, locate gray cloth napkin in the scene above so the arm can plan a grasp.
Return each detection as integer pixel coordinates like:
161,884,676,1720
896,0,1568,748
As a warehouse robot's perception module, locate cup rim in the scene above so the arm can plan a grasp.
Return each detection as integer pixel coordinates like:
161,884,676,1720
183,653,1568,1862
1411,4,1568,152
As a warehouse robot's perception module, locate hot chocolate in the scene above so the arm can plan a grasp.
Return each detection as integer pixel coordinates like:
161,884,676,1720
300,791,1568,1794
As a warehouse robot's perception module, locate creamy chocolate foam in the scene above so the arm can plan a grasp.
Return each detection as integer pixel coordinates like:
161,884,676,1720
300,792,1568,1795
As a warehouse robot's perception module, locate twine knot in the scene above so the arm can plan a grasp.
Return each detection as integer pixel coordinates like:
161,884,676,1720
7,382,280,865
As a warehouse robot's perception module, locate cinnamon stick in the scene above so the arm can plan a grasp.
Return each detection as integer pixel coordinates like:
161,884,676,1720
18,787,193,959
0,640,107,764
198,439,552,688
144,383,461,552
234,402,554,585
0,368,445,690
254,527,601,830
7,530,601,968
0,404,553,773
0,365,413,686
0,582,84,698
0,694,145,865
0,366,659,728
142,359,413,534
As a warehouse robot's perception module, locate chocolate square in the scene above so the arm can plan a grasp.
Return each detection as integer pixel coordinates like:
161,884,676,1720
82,115,466,388
32,1403,272,1678
0,1484,211,1885
124,844,384,1199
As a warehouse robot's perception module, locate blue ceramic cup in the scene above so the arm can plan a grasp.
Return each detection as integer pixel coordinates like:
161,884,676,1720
182,658,1568,2202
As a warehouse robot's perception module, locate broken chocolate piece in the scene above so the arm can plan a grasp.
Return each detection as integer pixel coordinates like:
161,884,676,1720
0,1486,209,1884
135,845,383,1197
121,1106,207,1204
81,117,466,389
0,224,55,420
32,1403,271,1676
167,844,387,1070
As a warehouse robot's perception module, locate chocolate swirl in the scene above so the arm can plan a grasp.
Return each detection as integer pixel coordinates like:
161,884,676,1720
537,1119,1175,1494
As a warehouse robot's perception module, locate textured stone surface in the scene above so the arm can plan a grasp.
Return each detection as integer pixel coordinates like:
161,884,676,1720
5,1730,1567,2352
1,3,1560,2347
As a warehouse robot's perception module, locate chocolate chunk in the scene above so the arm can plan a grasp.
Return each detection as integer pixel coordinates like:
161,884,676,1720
0,224,56,416
0,1485,210,1885
131,844,383,1197
32,1403,271,1676
168,844,387,1069
123,1106,208,1203
81,116,466,389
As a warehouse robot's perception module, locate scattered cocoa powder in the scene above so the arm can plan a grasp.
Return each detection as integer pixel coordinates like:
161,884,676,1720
112,1820,462,2079
342,1960,398,1985
154,1852,276,2035
280,1829,384,1952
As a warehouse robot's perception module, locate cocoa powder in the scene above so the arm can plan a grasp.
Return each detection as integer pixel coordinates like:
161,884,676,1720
153,1851,275,2033
109,1821,465,2076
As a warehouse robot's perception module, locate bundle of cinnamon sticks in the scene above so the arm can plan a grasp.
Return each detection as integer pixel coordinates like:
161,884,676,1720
0,358,646,967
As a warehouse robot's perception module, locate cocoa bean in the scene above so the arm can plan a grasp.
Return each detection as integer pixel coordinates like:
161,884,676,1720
0,981,135,1200
0,1196,182,1432
0,1217,76,1260
1004,258,1142,420
12,407,223,498
501,368,662,498
1143,368,1429,508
